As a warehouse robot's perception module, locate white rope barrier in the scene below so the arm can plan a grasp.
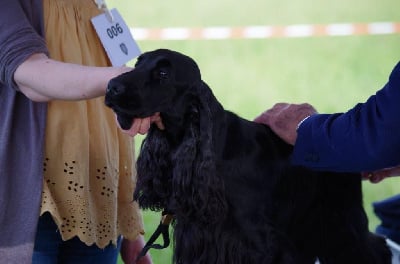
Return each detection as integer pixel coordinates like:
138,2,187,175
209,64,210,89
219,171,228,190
130,22,400,40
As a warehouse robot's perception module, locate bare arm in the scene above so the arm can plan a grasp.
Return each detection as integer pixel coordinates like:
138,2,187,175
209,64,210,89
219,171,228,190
14,53,131,102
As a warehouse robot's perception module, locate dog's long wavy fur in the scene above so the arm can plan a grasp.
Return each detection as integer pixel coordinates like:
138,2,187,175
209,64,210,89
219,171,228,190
105,49,391,264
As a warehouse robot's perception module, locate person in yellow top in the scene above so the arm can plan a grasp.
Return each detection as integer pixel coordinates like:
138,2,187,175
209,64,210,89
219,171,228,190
1,0,152,263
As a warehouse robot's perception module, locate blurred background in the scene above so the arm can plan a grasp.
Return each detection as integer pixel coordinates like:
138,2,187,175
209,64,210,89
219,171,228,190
107,0,400,262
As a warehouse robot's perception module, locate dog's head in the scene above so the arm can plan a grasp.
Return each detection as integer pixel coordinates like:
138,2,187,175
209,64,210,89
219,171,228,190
106,49,227,224
105,49,202,129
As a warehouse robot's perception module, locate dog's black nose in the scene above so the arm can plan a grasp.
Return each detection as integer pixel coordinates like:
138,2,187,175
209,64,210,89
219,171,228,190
106,82,126,96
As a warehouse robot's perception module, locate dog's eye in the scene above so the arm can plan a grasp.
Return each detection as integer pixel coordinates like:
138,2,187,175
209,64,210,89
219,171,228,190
153,67,170,82
159,69,168,78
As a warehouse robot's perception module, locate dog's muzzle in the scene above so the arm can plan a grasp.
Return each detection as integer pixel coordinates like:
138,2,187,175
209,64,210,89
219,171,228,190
105,82,135,130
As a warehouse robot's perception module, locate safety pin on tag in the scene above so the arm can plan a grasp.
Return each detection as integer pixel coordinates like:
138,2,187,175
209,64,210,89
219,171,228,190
94,0,114,23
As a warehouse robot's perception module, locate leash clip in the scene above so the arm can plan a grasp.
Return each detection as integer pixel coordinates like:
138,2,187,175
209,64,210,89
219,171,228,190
161,213,173,225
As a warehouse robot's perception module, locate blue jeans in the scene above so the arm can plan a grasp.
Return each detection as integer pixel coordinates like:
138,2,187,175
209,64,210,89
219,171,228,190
32,213,121,264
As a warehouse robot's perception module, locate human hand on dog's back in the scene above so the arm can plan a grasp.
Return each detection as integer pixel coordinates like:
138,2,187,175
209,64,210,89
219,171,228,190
256,102,400,183
255,61,400,173
14,53,132,102
254,103,317,145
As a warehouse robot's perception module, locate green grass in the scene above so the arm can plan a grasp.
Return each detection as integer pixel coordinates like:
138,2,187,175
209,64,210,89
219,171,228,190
108,0,400,262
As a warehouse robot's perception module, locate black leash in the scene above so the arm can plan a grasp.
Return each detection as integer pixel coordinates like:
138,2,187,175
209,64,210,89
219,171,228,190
135,211,173,263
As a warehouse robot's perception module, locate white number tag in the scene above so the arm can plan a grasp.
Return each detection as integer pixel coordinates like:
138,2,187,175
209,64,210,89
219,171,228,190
91,8,141,66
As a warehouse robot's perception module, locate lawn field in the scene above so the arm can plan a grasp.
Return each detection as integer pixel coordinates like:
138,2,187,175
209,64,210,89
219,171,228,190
106,0,400,262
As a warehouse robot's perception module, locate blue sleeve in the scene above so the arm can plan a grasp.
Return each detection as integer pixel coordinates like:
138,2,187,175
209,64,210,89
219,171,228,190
291,61,400,172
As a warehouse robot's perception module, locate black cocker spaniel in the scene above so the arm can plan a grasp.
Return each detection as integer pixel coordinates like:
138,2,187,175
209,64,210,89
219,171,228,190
105,49,391,264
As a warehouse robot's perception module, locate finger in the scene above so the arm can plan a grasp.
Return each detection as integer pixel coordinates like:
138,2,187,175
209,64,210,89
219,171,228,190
273,102,290,110
296,103,318,115
362,171,386,183
254,114,269,124
264,103,293,116
253,113,266,123
138,118,151,135
385,166,400,177
370,174,386,183
254,108,280,124
150,112,165,130
263,104,286,116
361,172,370,180
124,118,141,136
153,118,165,130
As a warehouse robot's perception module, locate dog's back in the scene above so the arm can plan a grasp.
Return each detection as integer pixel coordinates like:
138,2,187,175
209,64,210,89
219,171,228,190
210,111,391,263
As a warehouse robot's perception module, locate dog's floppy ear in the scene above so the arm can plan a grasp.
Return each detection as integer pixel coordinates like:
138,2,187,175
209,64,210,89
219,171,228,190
170,83,228,225
134,128,172,211
134,92,228,225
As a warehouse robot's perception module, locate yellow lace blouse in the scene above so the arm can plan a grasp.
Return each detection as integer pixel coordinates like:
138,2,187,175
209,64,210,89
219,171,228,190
40,0,144,248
